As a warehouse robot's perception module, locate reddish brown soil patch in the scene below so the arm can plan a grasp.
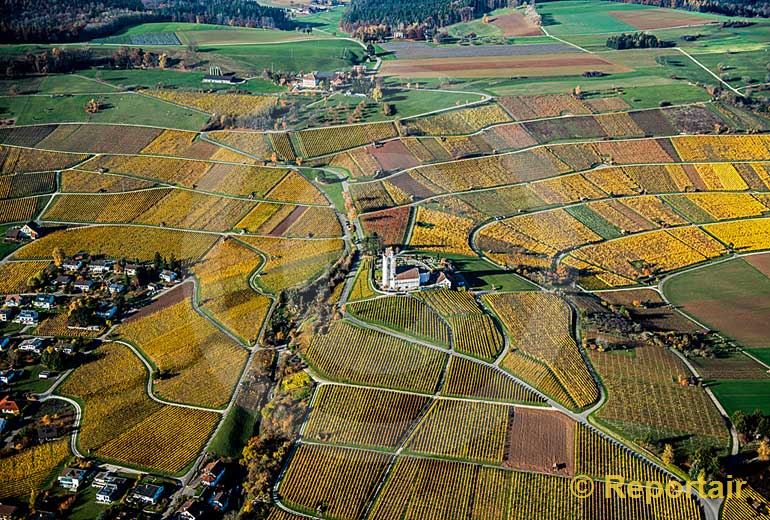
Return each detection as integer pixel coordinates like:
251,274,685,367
746,253,770,278
268,205,307,236
369,140,419,171
491,12,543,36
683,164,708,191
610,10,714,30
504,407,575,476
360,206,410,245
685,298,770,347
381,55,629,78
125,281,193,322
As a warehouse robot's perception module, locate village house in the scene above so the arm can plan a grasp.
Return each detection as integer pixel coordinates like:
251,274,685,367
57,467,89,491
96,483,124,504
108,283,125,294
4,295,22,307
0,369,20,385
381,248,428,292
5,222,41,242
123,263,141,276
208,490,230,511
54,275,73,287
73,280,96,293
88,259,114,275
0,396,20,415
95,304,118,320
32,294,56,310
92,471,126,489
17,337,44,353
0,337,10,351
177,499,206,520
17,309,39,326
54,341,75,355
159,270,178,283
132,483,164,505
61,259,83,272
200,460,226,487
0,308,15,322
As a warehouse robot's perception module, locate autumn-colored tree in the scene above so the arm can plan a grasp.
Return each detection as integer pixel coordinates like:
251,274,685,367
759,439,770,462
84,98,101,114
661,444,675,466
371,85,383,102
52,246,65,267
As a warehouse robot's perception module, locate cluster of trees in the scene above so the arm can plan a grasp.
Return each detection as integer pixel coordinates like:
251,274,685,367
2,47,171,78
606,32,674,49
605,0,770,18
733,410,770,444
0,0,291,44
341,0,509,36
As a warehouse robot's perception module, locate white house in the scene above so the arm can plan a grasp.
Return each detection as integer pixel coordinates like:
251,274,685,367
17,337,44,353
96,483,123,504
160,270,178,283
17,310,39,326
58,467,88,491
32,294,55,310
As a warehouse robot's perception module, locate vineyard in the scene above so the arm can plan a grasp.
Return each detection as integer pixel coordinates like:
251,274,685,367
0,195,49,224
0,439,71,500
60,169,156,193
408,206,475,256
588,343,730,451
0,171,56,198
207,130,272,160
304,385,429,449
574,424,669,483
194,238,272,345
304,320,447,393
441,356,545,404
0,145,87,174
484,292,599,409
293,122,398,158
13,225,217,264
407,103,512,135
279,443,391,520
347,296,450,347
140,129,219,160
58,343,217,472
148,90,276,116
239,236,344,293
118,285,247,408
406,399,509,464
417,289,504,360
348,257,376,302
0,260,50,294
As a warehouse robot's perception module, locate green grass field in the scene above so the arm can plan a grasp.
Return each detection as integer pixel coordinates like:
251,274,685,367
198,39,366,74
664,258,770,348
538,0,722,37
208,405,256,458
92,22,330,46
414,252,538,291
297,7,350,37
0,92,209,129
709,379,770,415
692,48,770,88
78,68,284,94
750,348,770,366
0,74,117,95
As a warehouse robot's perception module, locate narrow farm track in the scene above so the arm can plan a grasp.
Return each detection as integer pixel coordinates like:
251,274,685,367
677,48,743,97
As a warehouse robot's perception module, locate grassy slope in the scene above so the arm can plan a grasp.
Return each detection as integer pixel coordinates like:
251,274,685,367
78,68,284,94
664,258,770,347
709,380,770,415
0,92,209,129
197,39,366,74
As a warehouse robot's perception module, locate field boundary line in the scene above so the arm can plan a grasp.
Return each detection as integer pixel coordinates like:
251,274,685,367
676,48,743,96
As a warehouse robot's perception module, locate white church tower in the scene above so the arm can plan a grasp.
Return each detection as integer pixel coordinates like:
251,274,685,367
381,248,396,290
